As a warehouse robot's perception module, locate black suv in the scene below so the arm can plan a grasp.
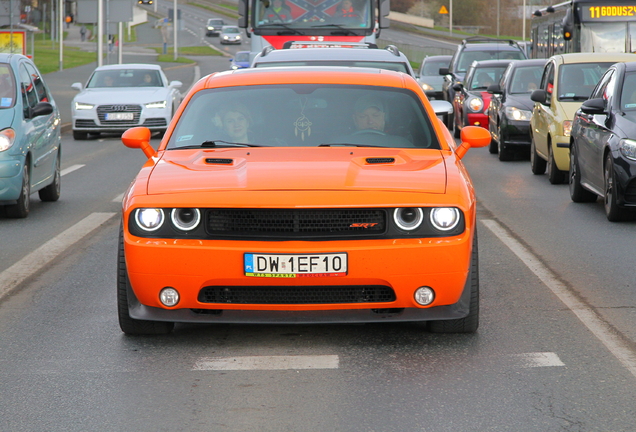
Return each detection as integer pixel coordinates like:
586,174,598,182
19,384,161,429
439,37,526,128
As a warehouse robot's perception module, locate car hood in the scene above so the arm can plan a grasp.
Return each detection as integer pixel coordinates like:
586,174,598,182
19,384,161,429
0,109,15,128
504,94,534,111
74,87,168,104
147,148,448,195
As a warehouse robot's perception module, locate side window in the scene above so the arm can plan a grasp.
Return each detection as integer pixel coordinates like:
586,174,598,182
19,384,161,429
604,70,617,103
24,62,49,103
591,69,613,100
19,64,37,118
540,62,555,104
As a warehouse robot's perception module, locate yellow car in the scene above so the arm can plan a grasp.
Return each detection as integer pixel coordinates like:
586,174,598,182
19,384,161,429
529,53,635,184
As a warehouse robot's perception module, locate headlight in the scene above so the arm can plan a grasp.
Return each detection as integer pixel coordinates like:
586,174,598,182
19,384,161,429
0,128,16,152
421,83,434,91
171,208,201,231
393,208,424,231
135,208,165,231
619,139,636,160
207,27,214,30
236,35,242,39
504,106,532,121
74,102,94,110
145,100,167,109
223,36,229,40
562,120,572,137
430,207,460,231
468,97,483,112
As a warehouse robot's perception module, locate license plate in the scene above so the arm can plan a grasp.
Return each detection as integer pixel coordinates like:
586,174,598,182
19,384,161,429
244,253,347,278
105,112,134,121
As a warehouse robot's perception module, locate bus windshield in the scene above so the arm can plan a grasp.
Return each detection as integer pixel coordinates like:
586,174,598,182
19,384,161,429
254,0,372,30
580,22,627,52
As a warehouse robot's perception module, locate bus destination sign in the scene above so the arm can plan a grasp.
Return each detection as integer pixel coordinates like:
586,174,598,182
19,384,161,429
580,4,636,21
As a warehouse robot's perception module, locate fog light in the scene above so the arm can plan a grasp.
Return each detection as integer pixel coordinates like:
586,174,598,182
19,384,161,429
160,287,180,307
414,286,435,305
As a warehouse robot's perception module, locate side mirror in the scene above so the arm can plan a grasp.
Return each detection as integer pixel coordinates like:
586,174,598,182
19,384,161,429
430,100,453,116
455,126,491,159
487,84,502,94
439,67,450,76
229,58,233,62
530,89,548,104
30,102,53,118
580,97,605,115
122,127,156,159
452,83,463,92
71,82,83,91
169,80,183,89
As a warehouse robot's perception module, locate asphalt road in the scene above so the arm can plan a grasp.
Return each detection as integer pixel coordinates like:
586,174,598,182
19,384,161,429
2,14,636,432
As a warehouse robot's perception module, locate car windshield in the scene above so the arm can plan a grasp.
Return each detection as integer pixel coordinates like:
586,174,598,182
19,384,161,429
253,0,372,30
457,50,525,73
0,63,16,108
421,59,450,76
254,61,410,74
467,66,507,90
235,52,250,62
209,19,223,25
557,62,613,101
87,69,163,88
509,65,543,94
224,27,240,34
168,84,439,150
620,72,636,111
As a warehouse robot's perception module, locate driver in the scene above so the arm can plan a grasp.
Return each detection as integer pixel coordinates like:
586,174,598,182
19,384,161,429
353,96,385,132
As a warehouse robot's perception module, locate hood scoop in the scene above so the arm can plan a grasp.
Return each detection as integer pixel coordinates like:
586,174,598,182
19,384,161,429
366,157,395,164
205,158,234,165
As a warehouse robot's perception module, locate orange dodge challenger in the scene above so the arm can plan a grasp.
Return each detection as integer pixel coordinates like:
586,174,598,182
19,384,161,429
118,67,490,335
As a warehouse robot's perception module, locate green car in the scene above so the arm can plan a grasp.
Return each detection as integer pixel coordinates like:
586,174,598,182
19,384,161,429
0,53,61,218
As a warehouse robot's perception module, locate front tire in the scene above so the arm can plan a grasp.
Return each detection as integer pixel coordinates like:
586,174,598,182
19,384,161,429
547,144,566,184
428,233,479,333
5,163,30,218
569,143,597,203
604,154,631,222
530,135,547,175
118,226,175,335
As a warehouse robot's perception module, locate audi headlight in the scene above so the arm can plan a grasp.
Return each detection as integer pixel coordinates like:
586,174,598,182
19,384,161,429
619,139,636,161
562,120,572,137
468,97,483,112
504,106,532,121
74,102,94,110
145,100,167,109
135,208,165,231
421,82,434,91
0,128,16,152
171,208,201,231
223,36,229,40
393,208,424,231
430,207,460,231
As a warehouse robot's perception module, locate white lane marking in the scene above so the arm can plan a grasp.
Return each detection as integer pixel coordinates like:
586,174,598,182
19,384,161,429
192,355,340,371
112,192,125,203
482,219,636,380
0,212,117,301
512,352,565,368
60,164,85,176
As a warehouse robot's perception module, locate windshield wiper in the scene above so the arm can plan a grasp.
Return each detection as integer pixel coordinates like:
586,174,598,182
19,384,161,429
319,143,387,148
259,23,304,35
174,141,265,149
311,24,357,35
559,96,588,101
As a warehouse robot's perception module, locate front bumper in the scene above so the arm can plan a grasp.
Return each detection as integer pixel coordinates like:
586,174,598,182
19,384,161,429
466,112,489,129
123,231,474,322
72,104,170,133
501,120,531,147
0,157,23,202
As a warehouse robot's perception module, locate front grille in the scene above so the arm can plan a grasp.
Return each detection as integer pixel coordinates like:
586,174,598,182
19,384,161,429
97,104,142,126
205,208,386,239
198,285,396,304
625,179,636,204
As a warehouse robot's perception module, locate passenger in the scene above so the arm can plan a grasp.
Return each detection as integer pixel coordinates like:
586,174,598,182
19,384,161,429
262,0,293,23
221,103,252,143
474,72,493,89
337,0,359,19
141,73,155,86
102,74,115,87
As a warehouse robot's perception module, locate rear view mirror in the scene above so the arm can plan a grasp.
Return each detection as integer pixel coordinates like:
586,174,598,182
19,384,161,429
439,67,450,76
530,89,547,104
71,82,83,91
452,83,463,92
487,84,502,94
580,97,605,115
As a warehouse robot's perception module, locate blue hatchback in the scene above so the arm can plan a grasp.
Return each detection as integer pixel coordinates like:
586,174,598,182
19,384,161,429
0,53,61,218
230,51,251,70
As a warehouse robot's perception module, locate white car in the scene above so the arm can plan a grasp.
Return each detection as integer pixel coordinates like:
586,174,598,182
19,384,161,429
71,64,182,140
220,26,242,45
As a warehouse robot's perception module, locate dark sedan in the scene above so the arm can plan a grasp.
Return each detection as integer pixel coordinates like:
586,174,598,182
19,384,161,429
417,55,451,100
487,59,546,160
452,59,512,139
569,61,636,221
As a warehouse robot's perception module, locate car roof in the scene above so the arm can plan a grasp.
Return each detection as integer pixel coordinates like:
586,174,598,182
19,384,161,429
508,58,547,68
623,61,636,72
423,55,452,61
94,63,162,71
254,47,410,63
462,43,523,52
221,25,239,29
470,59,513,68
553,53,636,64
